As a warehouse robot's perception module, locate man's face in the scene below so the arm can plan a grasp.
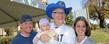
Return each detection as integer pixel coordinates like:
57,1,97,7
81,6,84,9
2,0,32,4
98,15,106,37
52,8,65,24
20,21,33,33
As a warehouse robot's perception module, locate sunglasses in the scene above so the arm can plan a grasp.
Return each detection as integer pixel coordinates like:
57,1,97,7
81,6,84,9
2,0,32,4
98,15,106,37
52,12,65,14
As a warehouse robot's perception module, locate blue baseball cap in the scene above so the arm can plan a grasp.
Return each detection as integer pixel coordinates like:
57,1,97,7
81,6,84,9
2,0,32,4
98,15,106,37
46,1,72,18
20,15,32,23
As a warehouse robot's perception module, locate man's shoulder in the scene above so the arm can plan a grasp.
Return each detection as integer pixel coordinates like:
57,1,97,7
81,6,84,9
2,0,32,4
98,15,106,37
13,33,22,39
63,25,73,30
31,30,37,34
63,25,75,33
10,33,22,44
31,30,37,37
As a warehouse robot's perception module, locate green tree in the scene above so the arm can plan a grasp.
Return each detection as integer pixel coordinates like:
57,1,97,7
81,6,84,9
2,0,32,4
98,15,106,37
65,12,73,26
4,27,15,36
84,0,109,28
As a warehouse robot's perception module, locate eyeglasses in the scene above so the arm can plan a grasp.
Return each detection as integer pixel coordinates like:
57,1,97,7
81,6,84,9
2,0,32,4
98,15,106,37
52,12,65,14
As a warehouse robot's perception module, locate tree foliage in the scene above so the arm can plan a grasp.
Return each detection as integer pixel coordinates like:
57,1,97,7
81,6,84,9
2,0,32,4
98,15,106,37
65,12,73,26
84,0,109,28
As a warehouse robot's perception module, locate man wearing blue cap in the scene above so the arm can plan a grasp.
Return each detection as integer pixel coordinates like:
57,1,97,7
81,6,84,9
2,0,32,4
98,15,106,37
10,15,37,44
45,1,76,44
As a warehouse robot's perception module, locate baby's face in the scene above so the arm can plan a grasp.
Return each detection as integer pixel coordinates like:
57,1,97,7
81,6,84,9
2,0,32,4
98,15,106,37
40,24,50,31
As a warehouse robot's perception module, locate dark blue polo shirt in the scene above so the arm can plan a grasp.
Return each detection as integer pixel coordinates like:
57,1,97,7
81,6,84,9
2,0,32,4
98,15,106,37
10,31,37,44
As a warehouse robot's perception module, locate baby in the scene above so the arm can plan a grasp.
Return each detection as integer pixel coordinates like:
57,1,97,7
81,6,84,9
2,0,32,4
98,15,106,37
33,18,57,44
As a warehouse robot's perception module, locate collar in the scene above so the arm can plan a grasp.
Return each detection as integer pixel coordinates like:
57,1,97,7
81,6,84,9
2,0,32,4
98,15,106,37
20,32,30,37
79,36,87,44
51,22,64,29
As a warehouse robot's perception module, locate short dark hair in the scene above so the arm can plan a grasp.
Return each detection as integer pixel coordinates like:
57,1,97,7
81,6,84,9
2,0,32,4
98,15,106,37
73,16,91,37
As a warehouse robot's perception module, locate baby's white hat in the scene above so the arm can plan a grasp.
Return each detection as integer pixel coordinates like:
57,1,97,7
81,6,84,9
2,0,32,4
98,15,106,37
39,18,49,26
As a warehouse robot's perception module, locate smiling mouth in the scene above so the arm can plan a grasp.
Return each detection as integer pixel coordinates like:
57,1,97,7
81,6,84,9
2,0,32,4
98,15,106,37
79,31,84,33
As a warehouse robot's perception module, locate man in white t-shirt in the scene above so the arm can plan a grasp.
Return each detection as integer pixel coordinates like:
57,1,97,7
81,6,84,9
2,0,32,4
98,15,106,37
45,1,76,44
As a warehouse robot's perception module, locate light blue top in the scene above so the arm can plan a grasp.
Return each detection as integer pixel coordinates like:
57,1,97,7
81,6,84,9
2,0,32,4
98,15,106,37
83,37,96,44
76,36,96,44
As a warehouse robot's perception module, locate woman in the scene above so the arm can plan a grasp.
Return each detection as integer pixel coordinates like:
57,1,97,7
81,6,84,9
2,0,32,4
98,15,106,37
73,16,96,44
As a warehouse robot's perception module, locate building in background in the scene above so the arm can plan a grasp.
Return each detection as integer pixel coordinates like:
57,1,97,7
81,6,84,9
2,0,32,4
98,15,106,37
11,0,48,10
0,28,6,36
73,8,89,20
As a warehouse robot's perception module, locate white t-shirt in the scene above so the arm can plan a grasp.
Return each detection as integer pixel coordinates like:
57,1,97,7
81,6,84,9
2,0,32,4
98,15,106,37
50,23,76,44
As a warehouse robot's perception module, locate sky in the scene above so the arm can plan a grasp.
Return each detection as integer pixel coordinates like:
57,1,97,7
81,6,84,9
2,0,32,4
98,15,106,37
47,0,83,11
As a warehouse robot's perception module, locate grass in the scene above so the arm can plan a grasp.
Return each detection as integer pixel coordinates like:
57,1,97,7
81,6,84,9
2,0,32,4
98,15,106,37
91,30,109,44
0,29,109,44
